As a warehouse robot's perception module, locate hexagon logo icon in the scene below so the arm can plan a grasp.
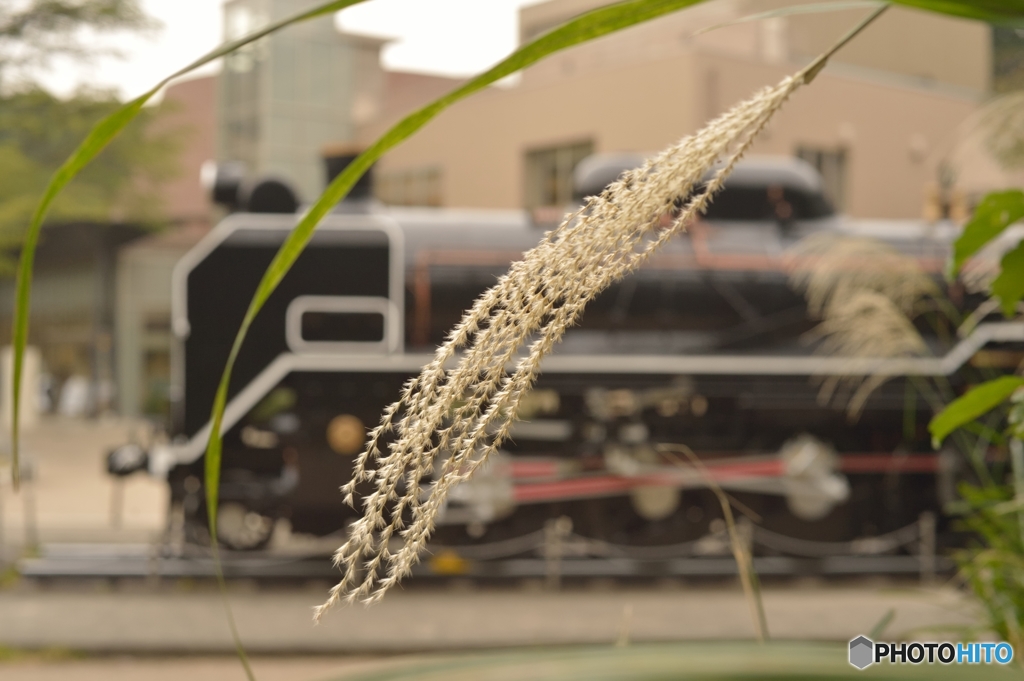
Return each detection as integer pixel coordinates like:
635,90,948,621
849,636,874,669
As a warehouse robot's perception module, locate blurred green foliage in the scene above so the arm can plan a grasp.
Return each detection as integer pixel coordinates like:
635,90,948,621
332,642,1019,680
954,482,1024,654
930,376,1024,447
0,88,179,256
931,181,1024,659
950,190,1024,277
0,0,178,272
0,0,151,88
994,25,1024,92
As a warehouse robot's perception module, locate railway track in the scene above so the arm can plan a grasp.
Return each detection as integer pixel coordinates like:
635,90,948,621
15,516,952,582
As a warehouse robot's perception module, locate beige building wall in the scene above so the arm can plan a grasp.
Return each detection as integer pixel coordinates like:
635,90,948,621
696,52,979,218
359,2,988,219
520,0,990,92
155,76,217,225
778,2,990,92
115,77,218,418
361,51,702,210
361,49,978,218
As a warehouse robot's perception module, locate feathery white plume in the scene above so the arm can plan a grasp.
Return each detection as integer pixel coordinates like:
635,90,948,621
312,3,894,612
313,72,808,620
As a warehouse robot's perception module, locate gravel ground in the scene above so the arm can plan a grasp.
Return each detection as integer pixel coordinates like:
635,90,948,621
0,416,166,550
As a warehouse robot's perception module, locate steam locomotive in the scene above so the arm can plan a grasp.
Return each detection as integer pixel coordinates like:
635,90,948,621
109,153,1022,573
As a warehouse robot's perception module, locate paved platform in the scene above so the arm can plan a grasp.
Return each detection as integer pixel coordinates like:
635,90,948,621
0,655,394,681
0,417,165,551
0,582,979,654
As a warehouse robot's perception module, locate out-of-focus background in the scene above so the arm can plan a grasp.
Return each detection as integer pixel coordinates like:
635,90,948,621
2,1,1024,679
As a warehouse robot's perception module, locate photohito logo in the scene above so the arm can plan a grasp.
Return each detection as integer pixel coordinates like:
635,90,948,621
849,636,1014,669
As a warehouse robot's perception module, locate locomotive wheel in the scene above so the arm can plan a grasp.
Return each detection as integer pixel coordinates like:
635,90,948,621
183,503,276,551
216,503,276,551
570,493,714,546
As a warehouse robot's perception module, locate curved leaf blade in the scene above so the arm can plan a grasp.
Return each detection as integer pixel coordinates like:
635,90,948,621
200,0,711,533
893,0,1024,25
930,376,1024,447
9,5,373,680
951,189,1024,277
694,1,884,37
8,0,371,490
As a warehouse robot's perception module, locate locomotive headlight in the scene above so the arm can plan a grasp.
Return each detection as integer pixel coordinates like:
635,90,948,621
327,414,366,455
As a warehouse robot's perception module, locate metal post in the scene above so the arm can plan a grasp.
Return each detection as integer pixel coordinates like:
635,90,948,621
109,477,124,529
919,511,935,585
23,480,38,553
19,447,38,554
616,603,634,647
544,515,572,590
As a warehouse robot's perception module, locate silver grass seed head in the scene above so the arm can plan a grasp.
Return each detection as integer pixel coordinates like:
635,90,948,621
313,72,807,621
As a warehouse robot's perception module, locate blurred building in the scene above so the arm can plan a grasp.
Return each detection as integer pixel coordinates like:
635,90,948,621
109,1,1006,420
217,0,387,202
0,222,145,417
358,0,992,219
0,77,219,422
113,16,463,419
115,76,217,420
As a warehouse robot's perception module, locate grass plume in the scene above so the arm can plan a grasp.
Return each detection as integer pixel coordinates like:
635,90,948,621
789,233,938,417
317,74,803,617
314,5,888,619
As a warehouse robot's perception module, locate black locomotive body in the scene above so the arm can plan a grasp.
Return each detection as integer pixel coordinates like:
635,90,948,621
129,157,1023,565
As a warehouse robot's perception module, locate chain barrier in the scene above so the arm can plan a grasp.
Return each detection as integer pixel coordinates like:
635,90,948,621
424,520,926,561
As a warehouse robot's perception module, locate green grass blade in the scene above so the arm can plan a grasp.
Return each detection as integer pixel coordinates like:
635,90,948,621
10,4,371,680
869,608,896,639
200,0,713,540
199,0,714,571
8,0,371,491
10,0,1024,501
893,0,1024,24
201,0,1024,556
693,1,884,37
8,0,1021,674
708,0,1024,36
930,376,1024,447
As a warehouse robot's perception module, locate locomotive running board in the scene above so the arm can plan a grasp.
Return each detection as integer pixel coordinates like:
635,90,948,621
153,320,1024,473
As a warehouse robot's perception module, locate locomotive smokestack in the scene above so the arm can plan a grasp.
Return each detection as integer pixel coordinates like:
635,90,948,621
323,143,375,202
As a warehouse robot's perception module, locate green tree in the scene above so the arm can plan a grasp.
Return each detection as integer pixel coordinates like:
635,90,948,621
0,88,178,252
0,0,151,89
0,1,178,269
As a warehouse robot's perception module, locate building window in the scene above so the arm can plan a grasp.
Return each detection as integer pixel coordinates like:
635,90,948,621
796,146,847,212
524,140,594,210
376,167,443,206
